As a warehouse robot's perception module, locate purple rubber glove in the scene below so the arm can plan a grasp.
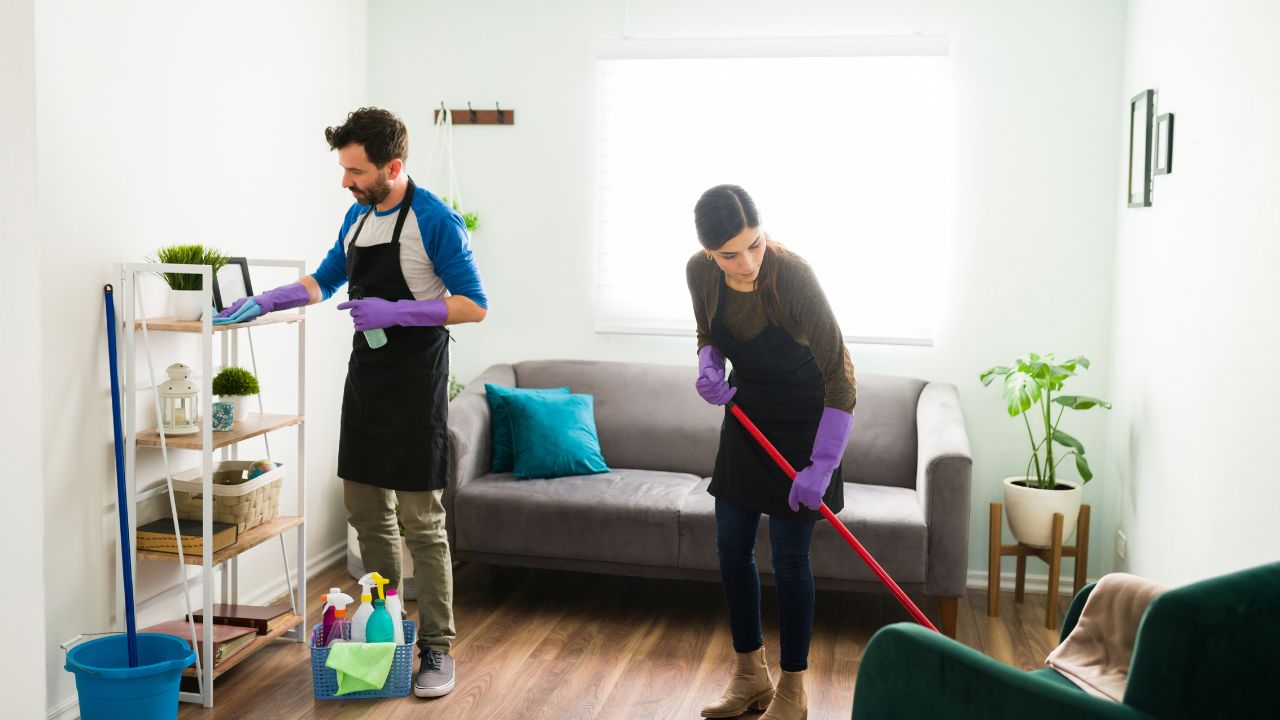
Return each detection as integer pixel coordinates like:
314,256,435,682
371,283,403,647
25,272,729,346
336,297,448,331
789,407,855,512
216,282,311,321
695,345,737,406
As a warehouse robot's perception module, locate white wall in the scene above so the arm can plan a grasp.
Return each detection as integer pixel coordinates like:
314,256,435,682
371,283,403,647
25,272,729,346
1109,0,1280,585
368,0,1127,580
0,0,47,716
36,2,367,715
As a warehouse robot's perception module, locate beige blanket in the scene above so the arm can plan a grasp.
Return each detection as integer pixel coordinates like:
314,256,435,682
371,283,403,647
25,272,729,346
1045,572,1168,701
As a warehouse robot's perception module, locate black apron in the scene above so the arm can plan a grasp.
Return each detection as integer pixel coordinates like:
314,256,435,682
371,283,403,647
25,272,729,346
708,275,843,521
337,178,452,492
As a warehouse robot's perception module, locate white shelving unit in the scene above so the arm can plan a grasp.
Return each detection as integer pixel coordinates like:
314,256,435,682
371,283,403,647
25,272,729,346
116,259,308,708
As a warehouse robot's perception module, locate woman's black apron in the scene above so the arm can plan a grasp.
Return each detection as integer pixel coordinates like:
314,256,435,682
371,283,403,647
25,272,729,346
708,275,843,521
337,178,451,492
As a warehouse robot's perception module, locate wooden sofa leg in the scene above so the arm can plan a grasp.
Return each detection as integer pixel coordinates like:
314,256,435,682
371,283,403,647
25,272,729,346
935,595,959,638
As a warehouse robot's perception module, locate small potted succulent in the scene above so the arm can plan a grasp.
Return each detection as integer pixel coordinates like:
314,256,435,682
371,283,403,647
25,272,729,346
211,366,260,422
980,353,1112,548
148,244,228,321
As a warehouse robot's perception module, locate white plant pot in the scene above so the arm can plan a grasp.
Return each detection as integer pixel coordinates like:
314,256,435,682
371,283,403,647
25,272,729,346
1002,476,1083,548
171,289,206,321
219,395,254,421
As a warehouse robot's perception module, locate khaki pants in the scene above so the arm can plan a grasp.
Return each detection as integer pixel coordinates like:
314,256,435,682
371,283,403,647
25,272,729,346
344,480,455,654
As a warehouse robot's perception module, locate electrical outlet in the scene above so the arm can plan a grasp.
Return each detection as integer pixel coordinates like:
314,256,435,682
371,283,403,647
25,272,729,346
1115,530,1127,560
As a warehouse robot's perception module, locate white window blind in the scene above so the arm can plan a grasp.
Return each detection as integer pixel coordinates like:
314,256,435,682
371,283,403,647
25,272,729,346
594,38,951,345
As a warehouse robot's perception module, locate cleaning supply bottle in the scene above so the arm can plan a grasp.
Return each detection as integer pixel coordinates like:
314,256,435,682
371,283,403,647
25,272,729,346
385,588,405,646
324,592,355,647
349,285,388,350
350,574,377,642
365,572,395,643
318,586,343,647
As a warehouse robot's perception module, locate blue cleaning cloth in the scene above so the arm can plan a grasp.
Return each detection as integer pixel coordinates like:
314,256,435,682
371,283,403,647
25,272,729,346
212,298,261,325
325,642,397,695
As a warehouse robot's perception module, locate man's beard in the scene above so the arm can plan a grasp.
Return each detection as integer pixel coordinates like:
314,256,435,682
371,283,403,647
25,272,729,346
353,175,392,206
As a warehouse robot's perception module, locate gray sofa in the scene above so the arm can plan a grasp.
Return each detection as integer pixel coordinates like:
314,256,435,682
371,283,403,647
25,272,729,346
444,359,973,635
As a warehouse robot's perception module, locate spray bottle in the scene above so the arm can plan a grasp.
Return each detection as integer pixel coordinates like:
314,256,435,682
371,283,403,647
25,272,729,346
324,591,355,647
385,588,405,646
318,586,343,647
365,572,395,643
349,285,388,350
351,573,377,642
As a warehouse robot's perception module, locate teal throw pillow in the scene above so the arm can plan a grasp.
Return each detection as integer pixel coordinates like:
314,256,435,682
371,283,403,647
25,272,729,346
504,392,611,480
484,384,571,473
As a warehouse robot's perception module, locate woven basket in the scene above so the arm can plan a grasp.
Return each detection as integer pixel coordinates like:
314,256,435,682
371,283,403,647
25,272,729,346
170,461,285,533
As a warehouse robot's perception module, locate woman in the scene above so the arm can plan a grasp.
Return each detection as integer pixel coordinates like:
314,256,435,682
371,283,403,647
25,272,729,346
687,185,856,720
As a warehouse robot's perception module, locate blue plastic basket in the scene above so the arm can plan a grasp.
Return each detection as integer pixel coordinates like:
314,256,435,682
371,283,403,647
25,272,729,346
309,620,415,700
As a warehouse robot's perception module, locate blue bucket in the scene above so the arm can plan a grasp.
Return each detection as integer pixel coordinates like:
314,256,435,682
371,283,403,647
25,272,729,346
65,633,196,720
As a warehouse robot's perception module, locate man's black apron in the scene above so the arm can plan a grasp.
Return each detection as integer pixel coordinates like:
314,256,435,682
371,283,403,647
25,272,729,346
708,275,843,521
337,178,451,491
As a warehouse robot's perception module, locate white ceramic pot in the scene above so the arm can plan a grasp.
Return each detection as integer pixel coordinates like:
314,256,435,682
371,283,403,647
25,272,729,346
1002,476,1083,548
219,395,254,421
172,289,206,321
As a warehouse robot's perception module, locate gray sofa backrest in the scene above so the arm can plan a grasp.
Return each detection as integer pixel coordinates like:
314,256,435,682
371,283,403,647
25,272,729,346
510,360,925,489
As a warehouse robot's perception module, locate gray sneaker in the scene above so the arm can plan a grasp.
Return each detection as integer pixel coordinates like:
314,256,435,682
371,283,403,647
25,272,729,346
414,649,455,698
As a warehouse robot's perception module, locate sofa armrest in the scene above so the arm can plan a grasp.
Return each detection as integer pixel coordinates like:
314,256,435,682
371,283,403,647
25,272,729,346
444,364,514,546
916,382,973,596
853,624,1153,720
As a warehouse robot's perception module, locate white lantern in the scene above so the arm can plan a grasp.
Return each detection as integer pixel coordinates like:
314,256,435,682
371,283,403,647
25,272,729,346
158,363,200,435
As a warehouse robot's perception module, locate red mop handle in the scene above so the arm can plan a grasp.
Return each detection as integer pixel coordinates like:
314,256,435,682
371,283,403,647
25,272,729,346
728,403,939,633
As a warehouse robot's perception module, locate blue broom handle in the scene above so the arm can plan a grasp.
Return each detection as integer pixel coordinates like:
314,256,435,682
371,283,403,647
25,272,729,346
104,285,139,667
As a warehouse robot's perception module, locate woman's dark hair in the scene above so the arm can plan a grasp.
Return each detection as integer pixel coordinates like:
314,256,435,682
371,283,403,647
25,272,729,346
694,184,787,324
324,107,408,167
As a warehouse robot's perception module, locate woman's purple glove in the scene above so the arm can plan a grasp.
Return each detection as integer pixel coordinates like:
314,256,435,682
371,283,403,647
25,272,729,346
215,282,311,324
336,297,447,331
696,345,737,406
789,407,855,512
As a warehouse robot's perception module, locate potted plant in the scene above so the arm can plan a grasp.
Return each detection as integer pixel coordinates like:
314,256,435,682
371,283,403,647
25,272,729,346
442,196,478,234
980,353,1111,548
211,366,260,422
148,244,227,321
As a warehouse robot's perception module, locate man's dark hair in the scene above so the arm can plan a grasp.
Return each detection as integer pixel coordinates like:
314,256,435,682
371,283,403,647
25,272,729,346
325,107,408,167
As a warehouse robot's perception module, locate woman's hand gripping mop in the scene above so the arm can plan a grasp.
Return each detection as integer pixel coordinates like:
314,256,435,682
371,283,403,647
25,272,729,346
728,402,939,633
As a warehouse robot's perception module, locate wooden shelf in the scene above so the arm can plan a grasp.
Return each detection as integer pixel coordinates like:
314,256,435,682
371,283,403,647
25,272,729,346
137,413,303,450
133,312,303,333
139,516,304,566
180,613,305,679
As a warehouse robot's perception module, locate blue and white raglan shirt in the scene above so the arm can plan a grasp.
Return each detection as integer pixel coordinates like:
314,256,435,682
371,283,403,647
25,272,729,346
312,185,487,309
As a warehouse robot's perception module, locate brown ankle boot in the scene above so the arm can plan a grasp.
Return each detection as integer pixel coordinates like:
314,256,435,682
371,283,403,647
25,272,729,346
760,669,807,720
700,647,774,718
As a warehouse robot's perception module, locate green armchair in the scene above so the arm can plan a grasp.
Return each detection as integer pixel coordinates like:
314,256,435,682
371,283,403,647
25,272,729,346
852,561,1280,719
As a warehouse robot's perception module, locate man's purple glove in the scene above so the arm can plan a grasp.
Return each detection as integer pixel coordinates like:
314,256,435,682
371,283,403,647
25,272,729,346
336,297,448,331
695,345,737,406
215,282,311,323
789,407,855,512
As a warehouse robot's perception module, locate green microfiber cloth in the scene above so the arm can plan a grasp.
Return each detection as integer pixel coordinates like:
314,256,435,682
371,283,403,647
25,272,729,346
325,642,397,695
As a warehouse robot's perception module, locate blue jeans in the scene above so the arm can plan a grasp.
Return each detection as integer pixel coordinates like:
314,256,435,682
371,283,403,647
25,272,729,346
715,497,817,672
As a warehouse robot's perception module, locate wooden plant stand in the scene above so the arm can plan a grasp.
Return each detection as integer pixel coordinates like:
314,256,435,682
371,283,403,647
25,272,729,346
987,502,1090,629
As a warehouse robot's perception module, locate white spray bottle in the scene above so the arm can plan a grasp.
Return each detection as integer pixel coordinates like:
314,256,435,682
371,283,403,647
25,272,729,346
385,587,405,646
351,573,377,642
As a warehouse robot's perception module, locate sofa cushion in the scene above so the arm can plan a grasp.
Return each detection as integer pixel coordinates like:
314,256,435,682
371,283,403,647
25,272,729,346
677,479,927,584
483,383,570,473
842,374,927,489
454,468,702,567
506,392,610,479
513,360,723,477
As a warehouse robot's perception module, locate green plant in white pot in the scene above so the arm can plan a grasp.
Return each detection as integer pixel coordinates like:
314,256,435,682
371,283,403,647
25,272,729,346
212,366,260,422
148,244,227,321
980,353,1111,548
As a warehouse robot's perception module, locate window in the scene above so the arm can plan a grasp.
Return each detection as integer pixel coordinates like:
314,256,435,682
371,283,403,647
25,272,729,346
594,37,951,345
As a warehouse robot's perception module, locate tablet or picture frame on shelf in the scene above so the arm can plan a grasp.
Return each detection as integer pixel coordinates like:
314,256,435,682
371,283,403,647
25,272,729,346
213,257,254,312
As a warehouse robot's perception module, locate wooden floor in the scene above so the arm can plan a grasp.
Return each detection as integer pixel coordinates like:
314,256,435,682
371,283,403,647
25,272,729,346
178,561,1070,719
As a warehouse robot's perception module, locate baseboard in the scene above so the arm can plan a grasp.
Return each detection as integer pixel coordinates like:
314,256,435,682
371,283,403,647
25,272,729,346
967,569,1096,596
48,541,347,719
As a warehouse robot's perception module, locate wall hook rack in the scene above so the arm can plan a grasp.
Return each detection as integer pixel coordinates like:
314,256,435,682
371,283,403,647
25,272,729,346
435,101,515,125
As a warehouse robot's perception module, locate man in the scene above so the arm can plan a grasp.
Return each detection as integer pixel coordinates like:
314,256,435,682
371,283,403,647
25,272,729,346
216,107,487,698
